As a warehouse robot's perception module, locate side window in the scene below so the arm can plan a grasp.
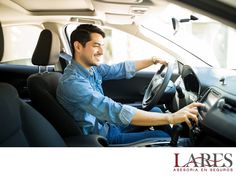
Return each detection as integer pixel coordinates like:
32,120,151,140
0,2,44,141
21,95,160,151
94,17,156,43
1,25,42,66
66,24,171,71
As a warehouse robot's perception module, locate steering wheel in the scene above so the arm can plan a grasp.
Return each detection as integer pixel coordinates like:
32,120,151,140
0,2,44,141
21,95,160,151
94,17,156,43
142,61,175,111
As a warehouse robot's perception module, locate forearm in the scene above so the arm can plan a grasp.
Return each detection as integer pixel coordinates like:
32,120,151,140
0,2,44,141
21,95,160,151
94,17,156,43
135,58,154,71
130,102,205,128
130,109,171,126
134,56,165,72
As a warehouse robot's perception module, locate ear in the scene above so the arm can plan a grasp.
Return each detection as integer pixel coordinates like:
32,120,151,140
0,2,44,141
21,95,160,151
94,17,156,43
73,41,82,53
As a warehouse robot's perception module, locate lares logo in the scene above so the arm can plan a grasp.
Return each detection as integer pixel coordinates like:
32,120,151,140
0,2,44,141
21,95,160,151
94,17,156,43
174,153,233,167
173,153,234,173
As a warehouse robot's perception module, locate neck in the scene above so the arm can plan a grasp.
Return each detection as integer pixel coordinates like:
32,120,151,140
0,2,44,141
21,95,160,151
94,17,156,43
74,57,91,70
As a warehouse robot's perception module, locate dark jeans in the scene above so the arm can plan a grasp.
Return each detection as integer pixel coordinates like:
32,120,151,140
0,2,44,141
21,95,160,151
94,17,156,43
106,107,172,144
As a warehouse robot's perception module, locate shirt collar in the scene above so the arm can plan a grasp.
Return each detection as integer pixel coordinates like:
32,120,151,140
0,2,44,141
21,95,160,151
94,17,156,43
71,59,94,78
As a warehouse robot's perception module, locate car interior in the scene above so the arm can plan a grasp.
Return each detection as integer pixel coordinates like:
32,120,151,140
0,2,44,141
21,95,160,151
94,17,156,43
0,0,236,147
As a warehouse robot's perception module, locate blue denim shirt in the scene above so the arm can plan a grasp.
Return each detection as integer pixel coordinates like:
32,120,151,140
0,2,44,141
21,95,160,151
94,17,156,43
56,60,137,137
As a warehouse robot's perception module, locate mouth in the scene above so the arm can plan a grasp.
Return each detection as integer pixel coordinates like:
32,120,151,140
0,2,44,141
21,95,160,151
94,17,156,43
94,54,103,61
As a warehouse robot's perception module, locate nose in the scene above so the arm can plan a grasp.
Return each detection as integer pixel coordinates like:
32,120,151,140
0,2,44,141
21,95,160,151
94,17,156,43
98,45,104,55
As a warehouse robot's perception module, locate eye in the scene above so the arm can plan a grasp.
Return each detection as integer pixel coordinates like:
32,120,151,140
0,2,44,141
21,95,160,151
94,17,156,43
94,44,100,47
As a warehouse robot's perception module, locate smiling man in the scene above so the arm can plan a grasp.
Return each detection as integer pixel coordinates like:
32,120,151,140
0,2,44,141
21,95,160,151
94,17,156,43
56,24,204,145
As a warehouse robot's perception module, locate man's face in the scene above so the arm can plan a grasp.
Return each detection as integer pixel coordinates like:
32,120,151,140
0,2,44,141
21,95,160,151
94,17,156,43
78,33,104,68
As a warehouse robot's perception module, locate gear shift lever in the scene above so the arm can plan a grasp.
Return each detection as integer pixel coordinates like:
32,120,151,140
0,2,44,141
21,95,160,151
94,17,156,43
170,124,183,146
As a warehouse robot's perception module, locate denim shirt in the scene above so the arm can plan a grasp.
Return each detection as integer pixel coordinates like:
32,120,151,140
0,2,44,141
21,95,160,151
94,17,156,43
56,60,137,136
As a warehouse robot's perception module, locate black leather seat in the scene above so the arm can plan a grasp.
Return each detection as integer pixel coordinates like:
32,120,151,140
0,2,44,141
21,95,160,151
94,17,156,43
26,29,109,147
0,83,66,147
0,81,107,147
0,23,65,146
27,29,82,138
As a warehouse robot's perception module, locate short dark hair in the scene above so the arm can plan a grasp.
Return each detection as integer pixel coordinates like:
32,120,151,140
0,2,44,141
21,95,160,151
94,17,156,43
70,24,105,58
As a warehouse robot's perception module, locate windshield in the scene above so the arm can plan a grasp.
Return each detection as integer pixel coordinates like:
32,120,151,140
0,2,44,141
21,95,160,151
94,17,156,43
142,4,236,69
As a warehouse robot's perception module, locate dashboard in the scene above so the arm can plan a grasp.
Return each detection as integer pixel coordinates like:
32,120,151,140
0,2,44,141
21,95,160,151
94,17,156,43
180,65,236,146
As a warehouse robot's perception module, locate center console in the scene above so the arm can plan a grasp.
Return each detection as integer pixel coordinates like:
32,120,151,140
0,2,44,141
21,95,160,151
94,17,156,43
188,89,221,145
191,88,236,146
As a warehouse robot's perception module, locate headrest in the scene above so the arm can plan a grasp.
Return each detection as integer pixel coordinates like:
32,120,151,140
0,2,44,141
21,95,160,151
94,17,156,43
0,22,4,60
32,29,60,66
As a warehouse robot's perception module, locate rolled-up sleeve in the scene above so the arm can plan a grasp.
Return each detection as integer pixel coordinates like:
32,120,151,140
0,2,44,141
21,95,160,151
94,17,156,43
119,104,137,125
124,61,136,79
97,61,136,80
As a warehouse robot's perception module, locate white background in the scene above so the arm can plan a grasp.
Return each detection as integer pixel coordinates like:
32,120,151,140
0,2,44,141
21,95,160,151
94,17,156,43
0,148,235,177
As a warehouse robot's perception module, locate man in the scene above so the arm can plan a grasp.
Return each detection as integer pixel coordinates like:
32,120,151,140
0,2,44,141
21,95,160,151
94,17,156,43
57,24,204,144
